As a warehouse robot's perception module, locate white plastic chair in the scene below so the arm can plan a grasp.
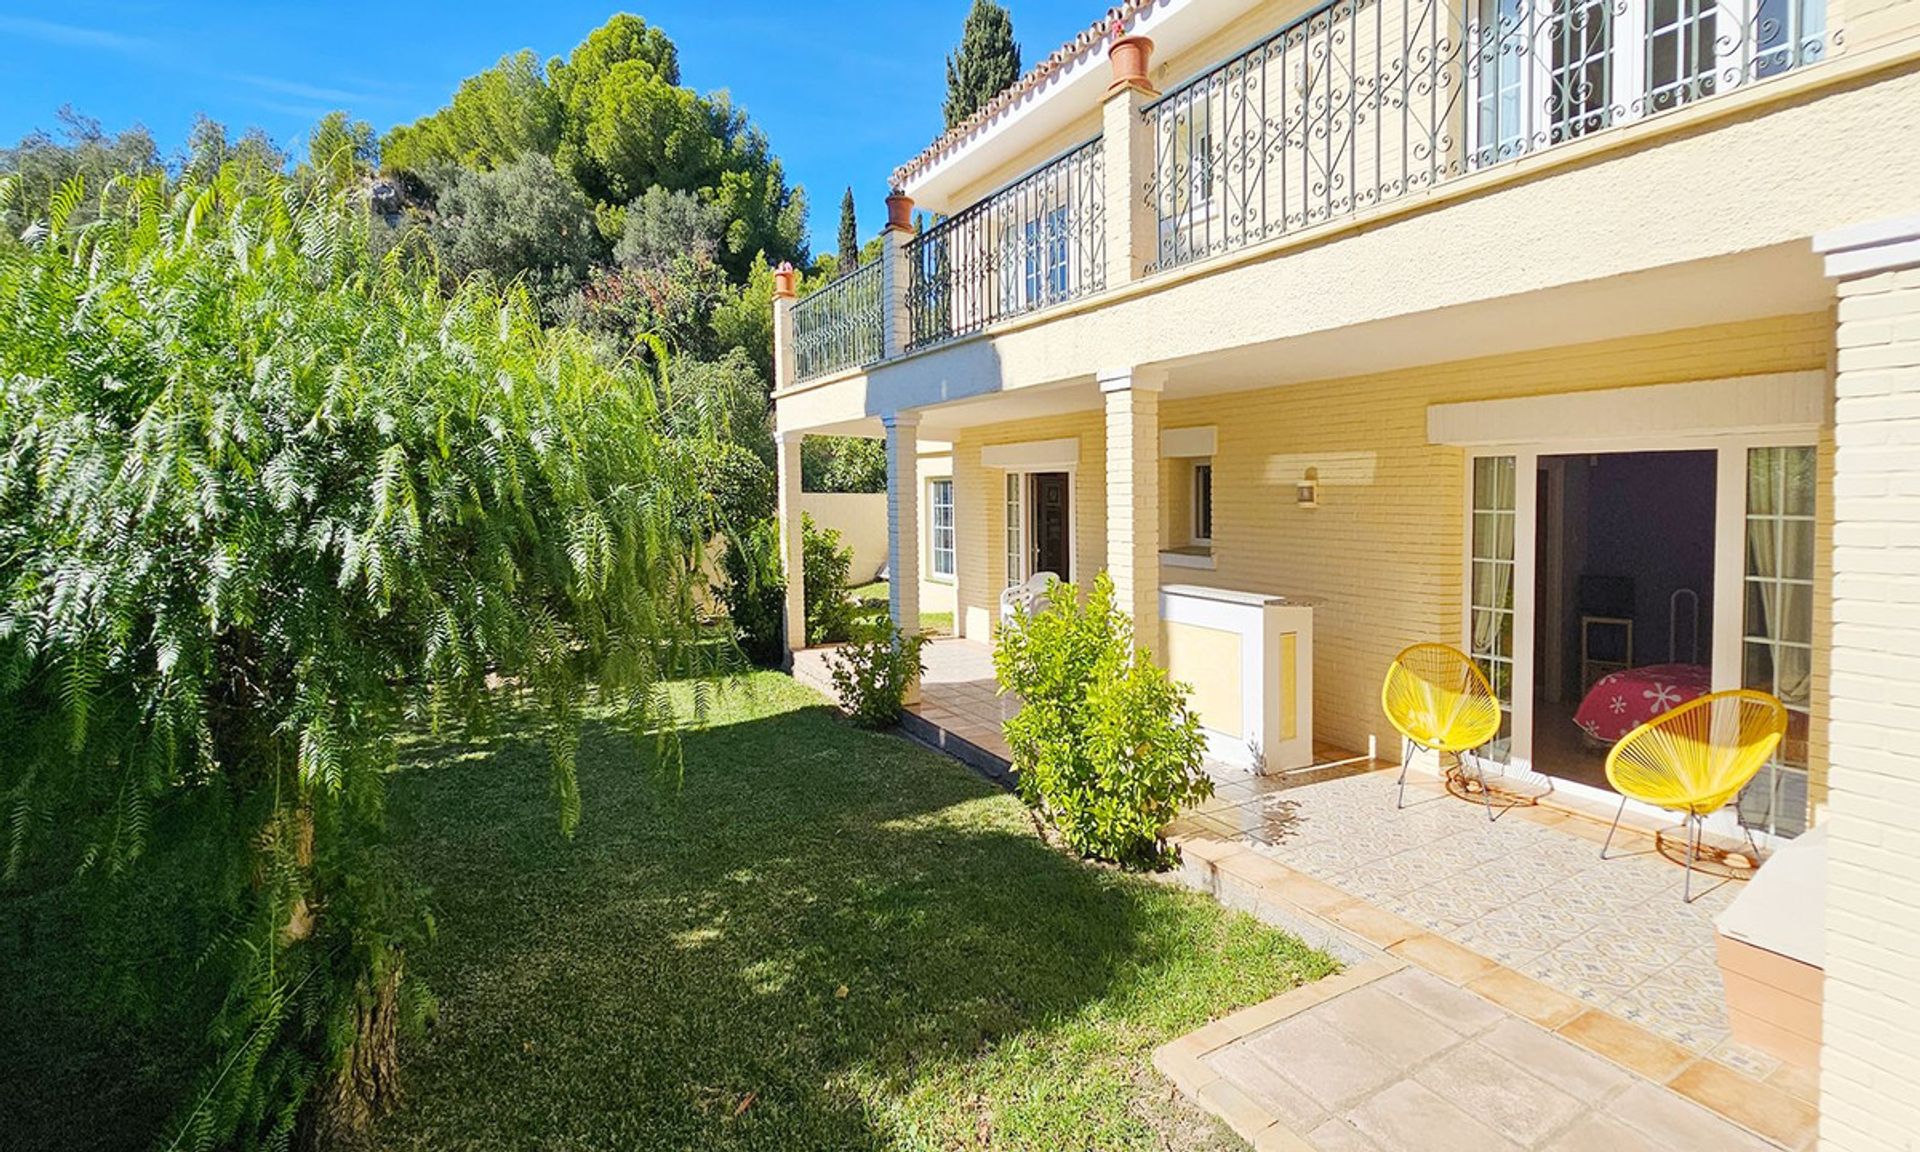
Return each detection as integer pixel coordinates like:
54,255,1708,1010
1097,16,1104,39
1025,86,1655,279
998,571,1058,627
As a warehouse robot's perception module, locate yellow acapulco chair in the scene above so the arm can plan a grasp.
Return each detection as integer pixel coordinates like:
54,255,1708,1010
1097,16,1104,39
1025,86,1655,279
1601,689,1788,903
1382,644,1506,820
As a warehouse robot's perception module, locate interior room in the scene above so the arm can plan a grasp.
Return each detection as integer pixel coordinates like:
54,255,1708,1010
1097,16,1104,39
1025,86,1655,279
1532,450,1718,791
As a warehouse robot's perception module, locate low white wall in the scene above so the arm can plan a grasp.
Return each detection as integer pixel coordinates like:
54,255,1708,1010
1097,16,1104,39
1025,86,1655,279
800,492,889,583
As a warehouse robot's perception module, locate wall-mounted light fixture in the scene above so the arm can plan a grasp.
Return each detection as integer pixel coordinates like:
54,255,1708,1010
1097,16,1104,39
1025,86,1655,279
1297,467,1319,508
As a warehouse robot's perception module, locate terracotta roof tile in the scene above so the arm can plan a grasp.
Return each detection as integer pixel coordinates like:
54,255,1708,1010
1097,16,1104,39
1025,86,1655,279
891,1,1156,192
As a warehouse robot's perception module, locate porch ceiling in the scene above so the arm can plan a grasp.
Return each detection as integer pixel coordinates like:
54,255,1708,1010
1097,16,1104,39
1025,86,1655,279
1156,243,1831,400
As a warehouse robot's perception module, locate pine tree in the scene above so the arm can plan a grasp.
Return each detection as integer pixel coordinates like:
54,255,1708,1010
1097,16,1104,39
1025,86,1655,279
944,0,1022,130
838,187,860,271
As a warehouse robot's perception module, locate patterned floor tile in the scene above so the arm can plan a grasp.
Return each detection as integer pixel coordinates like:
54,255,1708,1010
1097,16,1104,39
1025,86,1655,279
1708,1036,1785,1080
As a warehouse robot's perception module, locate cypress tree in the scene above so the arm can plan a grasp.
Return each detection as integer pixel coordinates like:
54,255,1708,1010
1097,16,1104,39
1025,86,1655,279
838,187,860,270
944,0,1022,130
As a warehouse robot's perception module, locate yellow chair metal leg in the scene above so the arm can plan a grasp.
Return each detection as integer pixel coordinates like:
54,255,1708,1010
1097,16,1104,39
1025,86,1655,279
1395,738,1415,810
1599,796,1629,860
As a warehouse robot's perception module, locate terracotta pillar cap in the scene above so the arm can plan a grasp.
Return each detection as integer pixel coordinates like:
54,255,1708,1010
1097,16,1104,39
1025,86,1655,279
772,261,798,300
1106,13,1157,97
884,190,915,234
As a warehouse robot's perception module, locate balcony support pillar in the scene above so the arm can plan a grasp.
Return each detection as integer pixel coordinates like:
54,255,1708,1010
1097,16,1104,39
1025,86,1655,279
771,262,798,391
1102,21,1159,288
884,413,922,636
775,429,807,657
882,191,915,359
1101,368,1164,652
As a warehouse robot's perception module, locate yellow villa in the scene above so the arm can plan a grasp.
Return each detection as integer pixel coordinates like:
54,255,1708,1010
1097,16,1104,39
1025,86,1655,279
771,0,1920,1148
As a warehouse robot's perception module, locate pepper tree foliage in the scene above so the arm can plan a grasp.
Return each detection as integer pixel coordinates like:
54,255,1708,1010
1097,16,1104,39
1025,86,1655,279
944,0,1023,130
0,167,729,1146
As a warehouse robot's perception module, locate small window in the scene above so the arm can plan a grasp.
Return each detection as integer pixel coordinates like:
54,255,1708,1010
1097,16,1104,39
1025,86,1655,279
1191,462,1213,546
930,478,955,579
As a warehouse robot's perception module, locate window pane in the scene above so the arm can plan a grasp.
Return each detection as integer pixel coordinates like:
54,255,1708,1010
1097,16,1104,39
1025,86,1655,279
1783,446,1816,515
1783,519,1815,580
1473,511,1515,561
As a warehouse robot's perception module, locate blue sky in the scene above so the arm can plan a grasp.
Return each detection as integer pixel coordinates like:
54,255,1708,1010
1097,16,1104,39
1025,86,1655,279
0,1,1093,251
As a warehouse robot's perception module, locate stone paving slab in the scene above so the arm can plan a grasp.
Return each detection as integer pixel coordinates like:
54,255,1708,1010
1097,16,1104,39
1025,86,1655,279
1162,963,1803,1152
1160,797,1822,1151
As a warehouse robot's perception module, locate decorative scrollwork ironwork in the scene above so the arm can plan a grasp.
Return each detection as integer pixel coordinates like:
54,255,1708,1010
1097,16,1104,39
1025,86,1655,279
906,136,1107,351
1142,0,1837,272
793,257,886,382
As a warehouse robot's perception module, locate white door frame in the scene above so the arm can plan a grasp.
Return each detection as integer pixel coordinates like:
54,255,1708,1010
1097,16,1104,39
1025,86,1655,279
1001,467,1080,588
1460,428,1819,839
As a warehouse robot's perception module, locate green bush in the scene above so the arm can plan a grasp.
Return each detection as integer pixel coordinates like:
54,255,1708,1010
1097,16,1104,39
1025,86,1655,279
827,618,931,729
802,513,856,645
993,574,1213,866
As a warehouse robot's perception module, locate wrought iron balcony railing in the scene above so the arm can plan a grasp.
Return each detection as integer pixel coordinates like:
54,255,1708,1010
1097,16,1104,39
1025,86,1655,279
1145,0,1835,272
907,136,1106,351
793,256,886,382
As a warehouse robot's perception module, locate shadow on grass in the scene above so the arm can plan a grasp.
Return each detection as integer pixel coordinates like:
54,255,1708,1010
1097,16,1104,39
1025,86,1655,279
371,681,1244,1150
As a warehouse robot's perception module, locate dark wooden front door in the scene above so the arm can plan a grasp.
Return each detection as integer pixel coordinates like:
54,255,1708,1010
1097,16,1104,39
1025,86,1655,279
1030,472,1070,582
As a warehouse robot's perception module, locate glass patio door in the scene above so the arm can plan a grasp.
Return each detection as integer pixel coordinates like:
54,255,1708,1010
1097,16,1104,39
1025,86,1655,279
1469,456,1520,763
1739,446,1815,837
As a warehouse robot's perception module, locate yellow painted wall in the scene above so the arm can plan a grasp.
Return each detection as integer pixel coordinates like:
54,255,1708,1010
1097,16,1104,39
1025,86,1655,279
952,410,1108,640
1153,312,1835,791
941,315,1834,813
1164,621,1245,738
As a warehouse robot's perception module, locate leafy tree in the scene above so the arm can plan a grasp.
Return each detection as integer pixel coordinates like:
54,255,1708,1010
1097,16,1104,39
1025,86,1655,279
380,50,561,173
0,107,160,233
616,185,726,269
390,14,808,283
182,115,287,187
670,350,774,465
803,436,888,494
709,258,780,382
837,186,859,271
0,165,726,1145
431,152,606,309
562,251,730,359
944,0,1022,130
305,110,378,191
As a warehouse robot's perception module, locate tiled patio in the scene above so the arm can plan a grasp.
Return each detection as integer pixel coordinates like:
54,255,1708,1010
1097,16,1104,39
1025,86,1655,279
1180,768,1752,1061
1165,770,1821,1150
794,637,1819,1148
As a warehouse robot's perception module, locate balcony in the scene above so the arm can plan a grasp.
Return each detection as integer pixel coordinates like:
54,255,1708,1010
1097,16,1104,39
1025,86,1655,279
1144,0,1832,272
907,136,1106,350
792,256,886,382
784,0,1837,387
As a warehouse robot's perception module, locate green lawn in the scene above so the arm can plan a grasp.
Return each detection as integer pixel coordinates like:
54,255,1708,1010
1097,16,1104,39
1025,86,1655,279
849,580,954,636
371,673,1334,1150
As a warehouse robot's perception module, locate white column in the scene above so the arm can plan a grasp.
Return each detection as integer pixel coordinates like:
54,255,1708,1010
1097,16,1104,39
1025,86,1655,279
1101,368,1163,651
775,430,806,655
1813,213,1920,1152
884,413,921,634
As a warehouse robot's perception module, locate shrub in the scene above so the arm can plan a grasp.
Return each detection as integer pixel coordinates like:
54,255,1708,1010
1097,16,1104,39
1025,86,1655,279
803,513,856,644
827,618,931,729
717,518,786,667
993,573,1213,866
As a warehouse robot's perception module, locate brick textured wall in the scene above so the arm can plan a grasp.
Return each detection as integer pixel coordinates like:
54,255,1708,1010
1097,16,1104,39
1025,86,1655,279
1159,313,1834,761
1821,260,1920,1152
953,315,1833,771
